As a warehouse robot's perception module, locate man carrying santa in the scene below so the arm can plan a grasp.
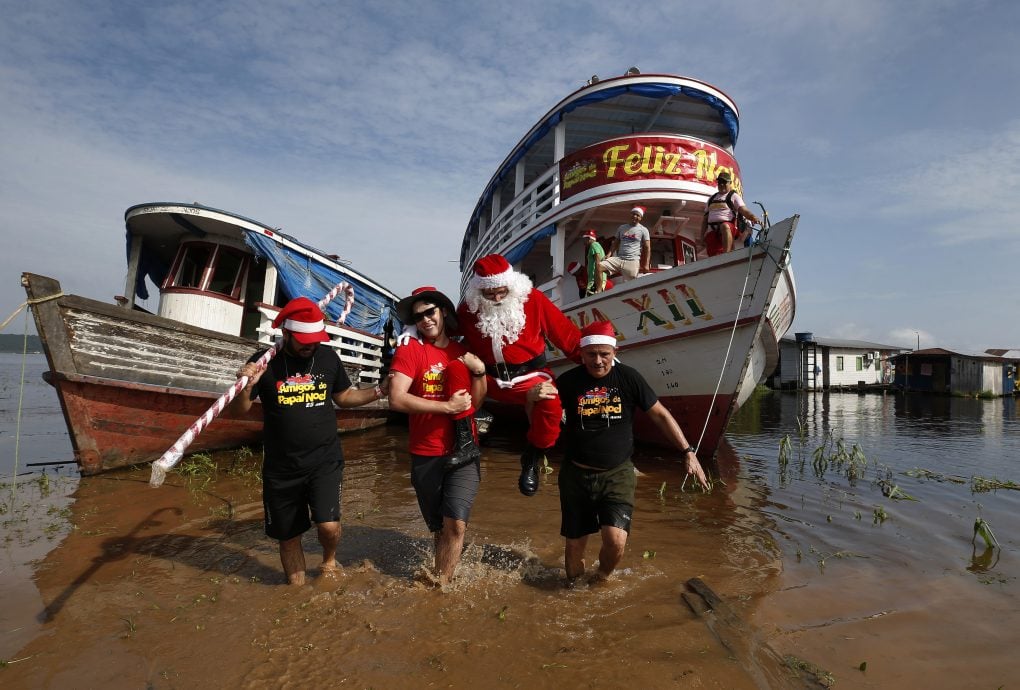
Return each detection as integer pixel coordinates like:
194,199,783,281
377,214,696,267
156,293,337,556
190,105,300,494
457,254,582,496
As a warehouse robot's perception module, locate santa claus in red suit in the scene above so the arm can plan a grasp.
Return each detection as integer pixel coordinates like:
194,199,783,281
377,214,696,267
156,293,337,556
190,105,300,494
457,253,581,496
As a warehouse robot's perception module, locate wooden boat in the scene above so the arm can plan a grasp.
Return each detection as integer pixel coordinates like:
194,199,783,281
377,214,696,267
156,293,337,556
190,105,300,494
459,71,797,460
23,203,399,475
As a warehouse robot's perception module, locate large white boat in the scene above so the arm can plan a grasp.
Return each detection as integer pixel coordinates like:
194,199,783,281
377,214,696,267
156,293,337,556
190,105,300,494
24,203,399,474
459,71,797,461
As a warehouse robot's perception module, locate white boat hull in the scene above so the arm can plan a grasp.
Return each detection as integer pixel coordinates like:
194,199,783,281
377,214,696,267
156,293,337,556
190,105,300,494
549,217,797,457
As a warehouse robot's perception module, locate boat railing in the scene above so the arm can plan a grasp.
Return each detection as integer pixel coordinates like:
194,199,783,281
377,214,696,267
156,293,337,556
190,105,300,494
478,166,559,261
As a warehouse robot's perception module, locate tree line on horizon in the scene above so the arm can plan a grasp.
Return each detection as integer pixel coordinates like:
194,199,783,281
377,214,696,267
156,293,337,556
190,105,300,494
0,333,43,353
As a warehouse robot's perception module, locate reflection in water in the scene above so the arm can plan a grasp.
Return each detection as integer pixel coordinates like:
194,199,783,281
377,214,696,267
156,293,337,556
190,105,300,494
729,389,1019,689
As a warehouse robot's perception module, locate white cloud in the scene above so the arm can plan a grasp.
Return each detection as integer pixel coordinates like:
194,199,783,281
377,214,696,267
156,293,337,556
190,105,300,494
1,0,1018,352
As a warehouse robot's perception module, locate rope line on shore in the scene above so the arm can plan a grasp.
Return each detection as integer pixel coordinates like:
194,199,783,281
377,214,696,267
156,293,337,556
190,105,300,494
0,291,64,333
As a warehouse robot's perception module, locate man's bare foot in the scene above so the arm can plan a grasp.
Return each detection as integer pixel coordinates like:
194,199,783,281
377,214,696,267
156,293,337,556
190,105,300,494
319,563,344,580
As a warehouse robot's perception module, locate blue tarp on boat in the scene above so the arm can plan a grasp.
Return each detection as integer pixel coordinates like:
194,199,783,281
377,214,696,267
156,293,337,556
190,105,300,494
243,232,393,336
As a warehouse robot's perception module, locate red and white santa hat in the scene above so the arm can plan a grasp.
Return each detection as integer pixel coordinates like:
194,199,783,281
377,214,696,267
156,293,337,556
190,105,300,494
582,228,598,240
272,297,330,345
630,206,645,218
469,253,515,290
579,321,617,348
566,260,582,275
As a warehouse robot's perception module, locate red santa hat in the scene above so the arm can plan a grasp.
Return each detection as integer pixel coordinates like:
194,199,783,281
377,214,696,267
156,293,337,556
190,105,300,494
566,261,582,275
630,206,645,218
469,253,515,290
579,321,617,348
582,229,598,240
272,297,330,345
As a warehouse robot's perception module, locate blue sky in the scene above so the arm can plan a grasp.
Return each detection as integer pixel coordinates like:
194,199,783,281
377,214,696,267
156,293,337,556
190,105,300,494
1,0,1017,352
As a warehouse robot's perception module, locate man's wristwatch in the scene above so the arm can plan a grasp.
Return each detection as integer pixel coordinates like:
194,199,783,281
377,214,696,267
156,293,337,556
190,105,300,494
679,446,696,457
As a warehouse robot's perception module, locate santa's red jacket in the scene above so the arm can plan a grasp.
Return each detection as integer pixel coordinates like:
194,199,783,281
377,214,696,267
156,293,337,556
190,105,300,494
456,289,581,367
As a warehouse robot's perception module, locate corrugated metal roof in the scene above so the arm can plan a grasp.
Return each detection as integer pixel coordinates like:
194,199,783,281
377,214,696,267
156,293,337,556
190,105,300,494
780,335,908,351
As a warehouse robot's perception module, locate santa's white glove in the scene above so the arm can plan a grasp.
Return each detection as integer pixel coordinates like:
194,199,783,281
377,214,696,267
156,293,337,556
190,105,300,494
395,324,421,347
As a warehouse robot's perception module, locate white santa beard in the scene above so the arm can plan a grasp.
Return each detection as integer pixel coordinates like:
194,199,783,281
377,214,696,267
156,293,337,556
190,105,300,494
466,288,529,346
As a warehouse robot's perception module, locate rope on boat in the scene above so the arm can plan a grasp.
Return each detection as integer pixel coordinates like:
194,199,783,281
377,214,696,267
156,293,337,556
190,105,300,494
149,282,355,488
9,307,31,508
0,291,64,333
691,236,762,456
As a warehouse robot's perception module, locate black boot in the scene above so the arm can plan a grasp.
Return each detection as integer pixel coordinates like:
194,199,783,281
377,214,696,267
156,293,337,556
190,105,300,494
518,444,543,496
473,409,494,439
443,417,481,472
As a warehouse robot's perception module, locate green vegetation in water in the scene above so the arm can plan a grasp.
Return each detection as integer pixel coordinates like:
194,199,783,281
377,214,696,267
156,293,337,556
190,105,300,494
971,476,1020,493
878,479,919,501
904,467,967,484
872,506,888,524
176,453,217,484
175,448,262,489
783,655,835,688
810,433,870,484
972,518,999,549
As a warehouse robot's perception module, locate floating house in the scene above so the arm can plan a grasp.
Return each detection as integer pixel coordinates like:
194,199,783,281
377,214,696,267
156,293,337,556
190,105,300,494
771,333,908,391
890,348,1014,396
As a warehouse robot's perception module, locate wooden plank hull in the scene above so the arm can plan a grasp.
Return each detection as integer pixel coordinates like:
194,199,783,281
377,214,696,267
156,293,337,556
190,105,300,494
22,273,387,475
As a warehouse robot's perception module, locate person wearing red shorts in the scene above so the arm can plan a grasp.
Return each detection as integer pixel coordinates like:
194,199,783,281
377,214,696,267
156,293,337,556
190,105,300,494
457,254,582,497
701,171,760,256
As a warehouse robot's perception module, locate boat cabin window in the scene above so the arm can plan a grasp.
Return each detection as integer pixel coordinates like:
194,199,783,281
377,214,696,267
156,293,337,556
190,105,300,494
174,244,213,289
207,248,246,297
165,242,248,301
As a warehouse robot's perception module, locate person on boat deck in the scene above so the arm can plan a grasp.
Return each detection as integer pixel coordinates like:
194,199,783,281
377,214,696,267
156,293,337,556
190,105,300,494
582,228,613,295
600,206,650,282
566,260,587,300
387,286,487,586
700,171,761,257
456,253,582,497
567,255,614,300
231,297,386,586
554,321,709,583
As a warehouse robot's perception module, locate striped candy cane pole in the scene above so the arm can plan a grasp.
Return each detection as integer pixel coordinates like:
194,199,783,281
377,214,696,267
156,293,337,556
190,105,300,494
149,281,354,487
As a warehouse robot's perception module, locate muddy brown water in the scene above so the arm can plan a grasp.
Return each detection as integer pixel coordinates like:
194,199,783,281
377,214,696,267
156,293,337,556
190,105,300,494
2,364,1018,688
3,424,780,688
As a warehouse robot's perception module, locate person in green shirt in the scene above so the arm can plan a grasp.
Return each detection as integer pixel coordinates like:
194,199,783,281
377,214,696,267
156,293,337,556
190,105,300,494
582,229,609,296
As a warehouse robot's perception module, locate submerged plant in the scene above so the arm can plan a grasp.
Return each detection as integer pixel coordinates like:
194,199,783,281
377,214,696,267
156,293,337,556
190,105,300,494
878,479,919,501
973,518,999,549
904,468,967,484
778,434,792,472
971,476,1020,493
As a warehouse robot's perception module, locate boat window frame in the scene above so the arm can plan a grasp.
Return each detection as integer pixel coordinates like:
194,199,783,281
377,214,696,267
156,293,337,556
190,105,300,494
162,241,250,302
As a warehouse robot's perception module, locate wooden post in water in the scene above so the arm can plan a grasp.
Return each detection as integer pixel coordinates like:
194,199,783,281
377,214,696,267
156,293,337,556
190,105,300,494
682,577,834,689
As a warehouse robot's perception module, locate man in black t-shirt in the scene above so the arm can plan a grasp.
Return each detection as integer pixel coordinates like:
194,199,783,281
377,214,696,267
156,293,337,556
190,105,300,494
231,297,385,585
555,321,709,583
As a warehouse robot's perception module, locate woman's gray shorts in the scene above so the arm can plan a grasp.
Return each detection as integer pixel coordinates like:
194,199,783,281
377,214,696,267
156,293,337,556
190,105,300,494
410,454,481,532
